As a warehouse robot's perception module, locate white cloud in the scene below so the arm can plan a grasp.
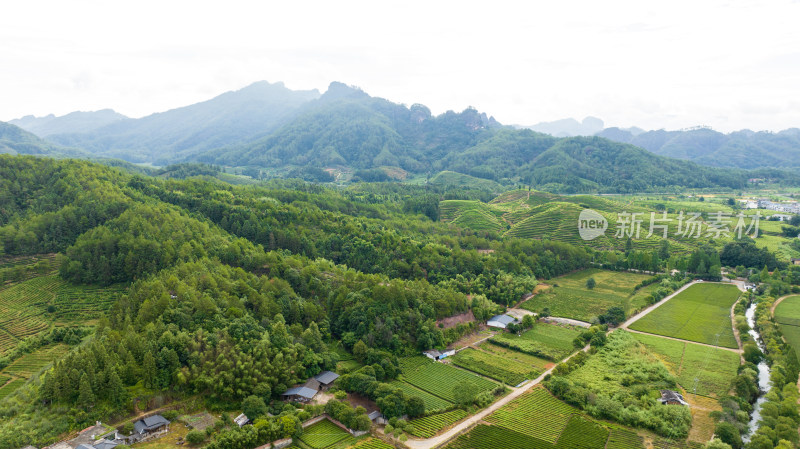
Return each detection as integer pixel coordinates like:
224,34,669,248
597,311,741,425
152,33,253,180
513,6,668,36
0,0,798,132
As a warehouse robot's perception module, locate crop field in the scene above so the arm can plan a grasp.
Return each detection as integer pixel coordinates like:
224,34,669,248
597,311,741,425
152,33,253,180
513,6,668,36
1,344,69,378
439,200,506,233
606,429,645,449
553,415,609,449
632,333,739,398
490,323,581,361
387,380,452,412
478,342,552,370
408,409,467,438
486,387,579,443
773,295,800,356
446,425,554,449
686,395,722,443
299,419,352,449
628,283,739,348
0,378,26,401
449,348,539,385
400,358,497,403
348,439,393,449
450,387,642,449
521,268,658,321
0,275,125,355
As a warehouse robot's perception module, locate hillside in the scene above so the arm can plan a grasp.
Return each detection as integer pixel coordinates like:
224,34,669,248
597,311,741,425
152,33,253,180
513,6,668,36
10,109,127,137
596,126,800,169
0,121,85,158
46,81,321,164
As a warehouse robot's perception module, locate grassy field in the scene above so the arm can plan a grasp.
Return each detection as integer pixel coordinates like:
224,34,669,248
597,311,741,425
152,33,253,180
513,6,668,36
477,342,552,370
773,295,800,357
521,269,658,321
490,323,581,361
632,333,739,398
299,419,353,449
408,409,468,438
0,275,125,355
399,357,497,403
628,283,739,348
449,348,539,385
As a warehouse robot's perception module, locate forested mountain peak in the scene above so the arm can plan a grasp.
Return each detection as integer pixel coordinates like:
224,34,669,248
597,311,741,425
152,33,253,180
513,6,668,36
44,81,321,164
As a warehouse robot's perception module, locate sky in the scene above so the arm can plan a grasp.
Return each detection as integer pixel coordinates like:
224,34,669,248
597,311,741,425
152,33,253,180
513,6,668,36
1,0,799,132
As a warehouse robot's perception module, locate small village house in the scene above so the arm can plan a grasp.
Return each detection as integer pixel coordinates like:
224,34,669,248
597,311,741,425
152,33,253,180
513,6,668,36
423,349,455,361
658,390,689,406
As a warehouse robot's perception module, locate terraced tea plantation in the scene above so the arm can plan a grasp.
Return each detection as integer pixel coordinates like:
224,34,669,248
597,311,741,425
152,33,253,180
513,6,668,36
449,387,644,449
399,357,497,403
521,268,658,321
449,347,539,385
2,344,69,378
408,409,467,438
387,380,452,412
490,323,581,361
629,283,740,348
298,419,353,448
348,439,393,449
632,332,739,398
0,275,125,355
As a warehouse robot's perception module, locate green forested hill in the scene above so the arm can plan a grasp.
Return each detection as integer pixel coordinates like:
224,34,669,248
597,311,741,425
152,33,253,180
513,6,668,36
192,84,796,192
0,155,593,447
0,121,86,158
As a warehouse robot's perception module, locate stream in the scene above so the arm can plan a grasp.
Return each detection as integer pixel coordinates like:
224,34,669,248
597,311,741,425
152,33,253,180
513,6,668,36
742,302,771,443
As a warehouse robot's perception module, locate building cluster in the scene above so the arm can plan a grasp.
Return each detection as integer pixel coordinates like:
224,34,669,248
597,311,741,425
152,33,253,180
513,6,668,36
742,198,800,215
281,370,339,402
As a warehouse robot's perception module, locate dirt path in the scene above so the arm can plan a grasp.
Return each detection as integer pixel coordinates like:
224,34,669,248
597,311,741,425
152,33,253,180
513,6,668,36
624,328,743,354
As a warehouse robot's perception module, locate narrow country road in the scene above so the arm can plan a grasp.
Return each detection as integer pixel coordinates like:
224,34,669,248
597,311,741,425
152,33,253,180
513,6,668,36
405,280,711,448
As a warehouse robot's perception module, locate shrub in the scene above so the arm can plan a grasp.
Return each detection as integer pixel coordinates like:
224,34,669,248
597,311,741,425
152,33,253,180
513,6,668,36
185,430,205,445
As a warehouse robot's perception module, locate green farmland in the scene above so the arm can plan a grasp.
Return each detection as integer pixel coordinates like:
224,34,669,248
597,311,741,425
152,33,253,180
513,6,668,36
449,347,540,385
399,357,497,403
298,419,353,449
448,387,642,449
521,268,659,322
490,323,582,361
628,283,740,348
774,295,800,356
632,332,739,398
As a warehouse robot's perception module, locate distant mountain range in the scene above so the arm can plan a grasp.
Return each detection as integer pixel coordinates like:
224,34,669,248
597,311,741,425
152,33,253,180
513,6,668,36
4,81,799,192
0,121,86,158
10,109,127,137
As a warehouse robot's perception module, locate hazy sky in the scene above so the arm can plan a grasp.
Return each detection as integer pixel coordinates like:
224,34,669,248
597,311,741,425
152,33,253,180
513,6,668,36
2,0,799,132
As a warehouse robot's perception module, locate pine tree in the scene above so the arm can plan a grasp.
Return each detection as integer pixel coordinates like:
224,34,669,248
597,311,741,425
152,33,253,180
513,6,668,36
107,369,126,407
78,373,94,408
143,351,157,389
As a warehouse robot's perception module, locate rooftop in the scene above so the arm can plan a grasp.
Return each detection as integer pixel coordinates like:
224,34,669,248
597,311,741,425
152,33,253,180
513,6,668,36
313,370,339,385
488,314,517,325
282,386,318,399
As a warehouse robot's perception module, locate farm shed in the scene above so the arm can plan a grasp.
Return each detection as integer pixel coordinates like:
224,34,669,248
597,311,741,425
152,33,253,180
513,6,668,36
282,386,318,402
234,413,249,427
423,349,454,361
658,390,689,406
92,440,120,449
487,314,519,329
313,370,340,390
368,411,386,425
